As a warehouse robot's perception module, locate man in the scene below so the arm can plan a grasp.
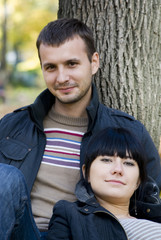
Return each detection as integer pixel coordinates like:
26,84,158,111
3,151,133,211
0,18,160,239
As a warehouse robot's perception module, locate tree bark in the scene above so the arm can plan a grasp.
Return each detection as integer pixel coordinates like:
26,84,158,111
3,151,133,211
58,0,161,148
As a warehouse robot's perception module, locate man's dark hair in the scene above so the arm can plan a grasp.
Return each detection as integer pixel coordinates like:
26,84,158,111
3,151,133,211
36,18,96,62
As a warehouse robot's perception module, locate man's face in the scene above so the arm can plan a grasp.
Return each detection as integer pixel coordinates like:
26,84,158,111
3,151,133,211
39,36,99,107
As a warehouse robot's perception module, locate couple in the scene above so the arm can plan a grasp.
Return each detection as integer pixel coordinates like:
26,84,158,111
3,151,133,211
0,18,161,239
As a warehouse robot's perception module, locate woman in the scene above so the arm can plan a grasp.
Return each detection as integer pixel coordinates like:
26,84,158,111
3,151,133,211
47,127,161,240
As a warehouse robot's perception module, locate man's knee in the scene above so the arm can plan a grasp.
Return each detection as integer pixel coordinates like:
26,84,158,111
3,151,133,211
0,164,27,200
0,164,31,239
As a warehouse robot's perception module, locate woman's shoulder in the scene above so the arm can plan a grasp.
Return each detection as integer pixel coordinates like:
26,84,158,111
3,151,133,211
55,200,78,207
53,200,79,215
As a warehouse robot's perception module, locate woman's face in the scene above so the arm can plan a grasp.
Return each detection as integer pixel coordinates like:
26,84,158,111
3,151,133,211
86,155,140,205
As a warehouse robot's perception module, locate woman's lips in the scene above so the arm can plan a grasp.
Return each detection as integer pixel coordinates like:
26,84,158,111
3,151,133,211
105,180,126,185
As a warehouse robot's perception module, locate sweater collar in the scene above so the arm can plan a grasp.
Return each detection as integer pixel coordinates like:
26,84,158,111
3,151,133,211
29,83,99,131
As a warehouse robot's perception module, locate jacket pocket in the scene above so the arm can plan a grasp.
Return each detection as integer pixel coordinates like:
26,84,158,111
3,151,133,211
0,137,30,161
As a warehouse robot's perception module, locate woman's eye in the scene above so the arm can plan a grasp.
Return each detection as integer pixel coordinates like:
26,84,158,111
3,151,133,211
124,161,135,166
101,158,112,163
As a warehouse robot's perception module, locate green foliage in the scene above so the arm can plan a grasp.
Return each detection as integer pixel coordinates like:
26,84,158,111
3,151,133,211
8,0,58,52
0,0,58,86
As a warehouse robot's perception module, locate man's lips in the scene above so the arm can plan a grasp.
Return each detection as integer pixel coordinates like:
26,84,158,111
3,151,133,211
55,85,76,93
58,87,74,93
105,180,126,185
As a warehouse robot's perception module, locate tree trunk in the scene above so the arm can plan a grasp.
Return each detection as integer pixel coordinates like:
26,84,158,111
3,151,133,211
58,0,161,148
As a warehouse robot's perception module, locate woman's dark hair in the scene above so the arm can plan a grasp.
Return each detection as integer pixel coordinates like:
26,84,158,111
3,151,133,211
84,127,147,184
36,18,96,62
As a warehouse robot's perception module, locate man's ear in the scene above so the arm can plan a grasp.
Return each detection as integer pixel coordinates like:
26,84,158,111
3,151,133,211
91,52,99,75
82,164,86,179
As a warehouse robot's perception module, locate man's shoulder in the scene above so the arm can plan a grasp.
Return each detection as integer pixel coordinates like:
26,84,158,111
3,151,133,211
97,103,144,135
0,105,31,134
99,103,136,121
1,105,30,122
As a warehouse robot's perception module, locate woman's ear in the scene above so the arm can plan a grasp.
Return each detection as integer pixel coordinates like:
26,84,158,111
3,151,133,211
136,179,141,190
82,164,86,179
82,164,90,182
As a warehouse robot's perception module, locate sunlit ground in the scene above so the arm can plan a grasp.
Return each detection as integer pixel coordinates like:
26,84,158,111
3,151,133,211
0,85,45,118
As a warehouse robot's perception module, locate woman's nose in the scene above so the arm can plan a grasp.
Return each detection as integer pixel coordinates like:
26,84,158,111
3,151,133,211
111,160,124,175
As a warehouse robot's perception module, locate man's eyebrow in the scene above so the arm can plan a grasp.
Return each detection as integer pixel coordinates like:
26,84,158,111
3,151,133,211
42,58,81,68
66,58,80,62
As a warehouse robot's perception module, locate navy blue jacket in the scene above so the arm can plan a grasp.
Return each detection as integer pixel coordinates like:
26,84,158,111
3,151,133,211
47,180,161,240
0,84,161,192
47,199,129,240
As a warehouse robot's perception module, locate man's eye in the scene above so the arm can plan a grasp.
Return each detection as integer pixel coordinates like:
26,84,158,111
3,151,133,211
68,62,77,67
45,65,55,71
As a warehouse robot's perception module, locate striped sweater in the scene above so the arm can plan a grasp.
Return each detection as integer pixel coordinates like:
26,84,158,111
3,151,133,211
43,128,83,169
119,218,161,240
31,107,88,231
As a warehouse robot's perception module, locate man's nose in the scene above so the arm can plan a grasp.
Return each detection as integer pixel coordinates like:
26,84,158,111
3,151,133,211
57,68,69,83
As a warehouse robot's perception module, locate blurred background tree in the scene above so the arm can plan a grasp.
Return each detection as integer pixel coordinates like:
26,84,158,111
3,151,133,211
0,0,58,112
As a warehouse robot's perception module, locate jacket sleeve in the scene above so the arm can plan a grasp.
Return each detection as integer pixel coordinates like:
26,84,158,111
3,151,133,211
141,125,161,189
47,201,72,240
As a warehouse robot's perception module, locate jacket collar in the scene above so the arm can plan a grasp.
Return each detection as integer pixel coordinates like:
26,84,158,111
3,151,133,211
29,89,55,130
74,180,104,213
26,83,99,131
75,181,114,216
75,178,94,202
86,83,99,131
75,177,161,220
77,197,105,215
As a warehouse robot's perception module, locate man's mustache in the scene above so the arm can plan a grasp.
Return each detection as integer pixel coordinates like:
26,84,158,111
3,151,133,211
54,82,77,90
